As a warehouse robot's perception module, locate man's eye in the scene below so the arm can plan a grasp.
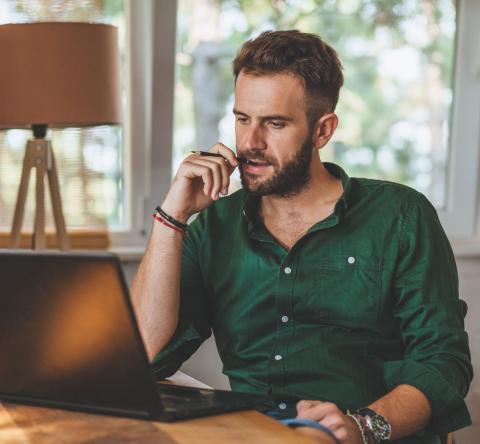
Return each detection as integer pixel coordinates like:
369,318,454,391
270,121,285,129
236,117,248,124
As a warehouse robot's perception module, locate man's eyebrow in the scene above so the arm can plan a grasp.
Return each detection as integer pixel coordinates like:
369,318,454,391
232,108,294,121
232,108,248,116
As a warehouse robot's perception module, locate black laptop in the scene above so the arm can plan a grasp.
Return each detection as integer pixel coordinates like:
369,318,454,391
0,250,266,421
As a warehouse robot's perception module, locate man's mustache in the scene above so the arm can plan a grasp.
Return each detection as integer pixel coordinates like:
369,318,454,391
236,150,277,166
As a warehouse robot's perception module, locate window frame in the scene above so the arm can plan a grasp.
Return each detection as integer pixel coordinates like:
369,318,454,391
109,0,177,249
437,0,480,239
0,1,145,249
0,0,176,250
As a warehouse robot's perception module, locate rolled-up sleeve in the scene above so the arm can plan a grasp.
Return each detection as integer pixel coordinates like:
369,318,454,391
382,193,473,434
151,212,212,379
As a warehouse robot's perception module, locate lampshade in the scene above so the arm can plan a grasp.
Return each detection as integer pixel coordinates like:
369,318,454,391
0,22,121,129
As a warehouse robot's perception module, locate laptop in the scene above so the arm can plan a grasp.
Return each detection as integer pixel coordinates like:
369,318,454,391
0,250,267,421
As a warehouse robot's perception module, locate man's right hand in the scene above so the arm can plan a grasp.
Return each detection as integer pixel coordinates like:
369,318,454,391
161,142,238,223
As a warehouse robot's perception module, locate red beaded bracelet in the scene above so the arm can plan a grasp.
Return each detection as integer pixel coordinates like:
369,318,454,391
152,213,186,235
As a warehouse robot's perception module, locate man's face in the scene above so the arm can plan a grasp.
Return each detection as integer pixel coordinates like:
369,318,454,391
234,71,314,197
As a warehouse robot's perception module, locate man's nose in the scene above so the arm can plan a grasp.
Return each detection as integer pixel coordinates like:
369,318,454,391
243,125,267,150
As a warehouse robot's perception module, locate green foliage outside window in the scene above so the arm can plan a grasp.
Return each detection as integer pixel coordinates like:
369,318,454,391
174,0,456,207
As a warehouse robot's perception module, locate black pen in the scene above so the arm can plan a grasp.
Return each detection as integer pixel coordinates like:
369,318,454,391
190,150,226,158
190,150,246,163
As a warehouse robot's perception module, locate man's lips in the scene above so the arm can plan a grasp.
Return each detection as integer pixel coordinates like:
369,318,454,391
237,156,272,165
245,159,270,166
241,158,273,174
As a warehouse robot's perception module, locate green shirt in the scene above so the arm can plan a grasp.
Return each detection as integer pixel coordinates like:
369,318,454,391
152,163,472,442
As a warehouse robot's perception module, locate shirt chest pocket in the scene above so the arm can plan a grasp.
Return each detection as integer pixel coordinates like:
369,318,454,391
297,254,383,328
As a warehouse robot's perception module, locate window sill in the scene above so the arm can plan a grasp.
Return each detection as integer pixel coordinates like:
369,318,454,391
0,230,110,250
0,230,146,261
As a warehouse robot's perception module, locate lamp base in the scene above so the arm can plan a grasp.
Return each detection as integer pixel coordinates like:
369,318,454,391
9,137,69,250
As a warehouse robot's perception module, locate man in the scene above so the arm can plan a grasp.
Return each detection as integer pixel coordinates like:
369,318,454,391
132,30,472,443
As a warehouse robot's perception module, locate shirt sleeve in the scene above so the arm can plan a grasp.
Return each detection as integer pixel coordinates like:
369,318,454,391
381,192,473,435
151,212,212,380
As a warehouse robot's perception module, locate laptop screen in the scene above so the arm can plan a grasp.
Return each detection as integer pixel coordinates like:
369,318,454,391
0,251,160,416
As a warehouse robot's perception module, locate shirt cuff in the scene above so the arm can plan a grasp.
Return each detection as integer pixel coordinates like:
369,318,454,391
381,359,472,434
150,320,205,380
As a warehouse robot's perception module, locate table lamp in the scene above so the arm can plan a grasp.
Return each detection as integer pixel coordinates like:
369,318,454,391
0,22,121,250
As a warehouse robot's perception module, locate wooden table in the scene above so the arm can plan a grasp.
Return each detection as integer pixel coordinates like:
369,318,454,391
0,372,329,443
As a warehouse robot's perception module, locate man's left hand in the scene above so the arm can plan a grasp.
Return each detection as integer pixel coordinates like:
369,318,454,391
295,400,363,444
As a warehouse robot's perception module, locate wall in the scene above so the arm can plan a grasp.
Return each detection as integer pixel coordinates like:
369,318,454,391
123,256,479,443
455,258,480,443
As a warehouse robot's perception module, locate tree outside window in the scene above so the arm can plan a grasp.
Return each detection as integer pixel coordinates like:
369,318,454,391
174,0,456,208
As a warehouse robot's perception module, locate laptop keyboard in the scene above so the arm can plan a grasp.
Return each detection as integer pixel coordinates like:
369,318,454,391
157,385,217,406
156,383,262,413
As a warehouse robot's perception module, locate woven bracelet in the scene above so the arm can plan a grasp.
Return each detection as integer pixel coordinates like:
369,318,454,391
152,213,186,235
155,206,188,231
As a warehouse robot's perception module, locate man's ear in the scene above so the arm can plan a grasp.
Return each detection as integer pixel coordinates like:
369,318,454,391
312,113,338,149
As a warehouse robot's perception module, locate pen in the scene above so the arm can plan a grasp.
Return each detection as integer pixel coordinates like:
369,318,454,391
190,150,227,158
190,150,246,163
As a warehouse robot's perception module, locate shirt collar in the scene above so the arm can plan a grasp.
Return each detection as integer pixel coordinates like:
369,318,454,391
242,191,259,233
324,162,351,213
242,162,352,230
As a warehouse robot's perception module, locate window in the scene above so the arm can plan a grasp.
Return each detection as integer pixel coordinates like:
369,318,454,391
172,0,480,238
0,0,178,250
2,1,478,249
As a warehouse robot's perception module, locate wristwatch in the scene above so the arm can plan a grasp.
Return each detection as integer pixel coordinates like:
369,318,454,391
356,407,392,442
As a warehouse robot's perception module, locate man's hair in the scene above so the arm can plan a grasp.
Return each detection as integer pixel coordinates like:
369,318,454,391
233,30,344,126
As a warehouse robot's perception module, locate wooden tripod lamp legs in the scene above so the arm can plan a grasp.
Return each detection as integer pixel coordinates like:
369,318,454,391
9,138,69,250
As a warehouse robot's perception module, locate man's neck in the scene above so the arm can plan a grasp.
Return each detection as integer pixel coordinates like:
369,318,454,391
260,161,344,220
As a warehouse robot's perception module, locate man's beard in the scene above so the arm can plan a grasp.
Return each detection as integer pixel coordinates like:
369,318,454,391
239,135,314,198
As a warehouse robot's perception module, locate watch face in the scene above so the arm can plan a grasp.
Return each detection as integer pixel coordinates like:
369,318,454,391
358,408,391,441
370,415,391,440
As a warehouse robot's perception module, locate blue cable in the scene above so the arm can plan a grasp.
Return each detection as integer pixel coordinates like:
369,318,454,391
280,418,341,444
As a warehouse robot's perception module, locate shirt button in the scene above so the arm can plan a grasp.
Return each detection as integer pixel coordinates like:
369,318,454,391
278,402,287,410
284,267,292,274
347,256,355,264
281,315,289,323
274,354,283,361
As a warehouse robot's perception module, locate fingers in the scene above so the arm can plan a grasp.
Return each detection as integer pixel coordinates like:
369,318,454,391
296,401,338,422
180,160,214,196
209,142,238,169
181,156,229,200
178,142,237,201
321,414,343,430
296,401,350,443
192,157,230,198
296,400,318,415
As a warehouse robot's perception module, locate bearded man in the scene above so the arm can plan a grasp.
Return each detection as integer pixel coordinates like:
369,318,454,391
132,30,472,444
